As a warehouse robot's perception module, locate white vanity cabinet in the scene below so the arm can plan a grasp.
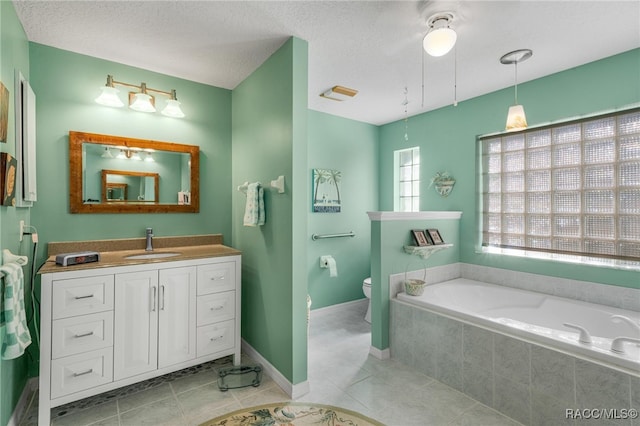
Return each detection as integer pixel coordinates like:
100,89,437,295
39,255,240,426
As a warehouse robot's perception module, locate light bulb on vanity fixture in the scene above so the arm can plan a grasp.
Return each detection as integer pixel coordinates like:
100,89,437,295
94,75,185,118
423,13,457,57
129,83,156,113
101,147,114,158
500,49,533,131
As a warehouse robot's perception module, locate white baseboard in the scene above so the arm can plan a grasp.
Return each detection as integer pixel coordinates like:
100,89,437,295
7,377,37,426
369,346,390,360
310,298,367,318
241,339,310,399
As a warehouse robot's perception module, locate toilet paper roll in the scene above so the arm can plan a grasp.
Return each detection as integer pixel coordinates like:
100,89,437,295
326,256,338,277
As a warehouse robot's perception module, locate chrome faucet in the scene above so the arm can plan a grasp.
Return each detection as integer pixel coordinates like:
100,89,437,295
610,315,640,334
145,228,154,251
611,337,640,354
563,323,592,344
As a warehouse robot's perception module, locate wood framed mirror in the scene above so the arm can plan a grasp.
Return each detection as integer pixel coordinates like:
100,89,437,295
70,131,199,213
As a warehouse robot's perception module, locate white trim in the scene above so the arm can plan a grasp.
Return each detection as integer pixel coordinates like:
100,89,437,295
368,346,390,360
7,377,37,426
310,298,367,318
241,339,310,399
367,211,462,221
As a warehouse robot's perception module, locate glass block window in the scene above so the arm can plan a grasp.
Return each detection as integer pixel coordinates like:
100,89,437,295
394,147,420,212
481,108,640,261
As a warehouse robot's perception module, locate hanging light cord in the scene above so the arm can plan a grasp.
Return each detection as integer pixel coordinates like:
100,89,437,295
514,60,519,104
421,47,425,108
403,87,409,142
454,44,458,106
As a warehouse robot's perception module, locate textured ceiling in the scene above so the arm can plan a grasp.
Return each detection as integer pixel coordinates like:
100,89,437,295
12,1,640,125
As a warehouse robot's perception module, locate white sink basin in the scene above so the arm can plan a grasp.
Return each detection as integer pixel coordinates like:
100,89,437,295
125,252,181,260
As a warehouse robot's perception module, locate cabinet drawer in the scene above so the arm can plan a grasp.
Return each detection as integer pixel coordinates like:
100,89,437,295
197,291,235,326
50,348,113,399
197,262,235,295
52,275,114,319
196,320,235,357
52,311,113,359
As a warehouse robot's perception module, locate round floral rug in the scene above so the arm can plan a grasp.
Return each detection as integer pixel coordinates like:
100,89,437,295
199,402,384,426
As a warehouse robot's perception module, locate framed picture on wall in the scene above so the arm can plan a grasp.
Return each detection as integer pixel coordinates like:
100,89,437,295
0,81,8,143
426,229,445,245
1,153,17,206
411,229,431,247
312,168,342,213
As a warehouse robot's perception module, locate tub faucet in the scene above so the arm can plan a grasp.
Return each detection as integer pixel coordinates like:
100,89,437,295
611,337,640,354
563,323,592,344
145,228,154,251
610,315,640,335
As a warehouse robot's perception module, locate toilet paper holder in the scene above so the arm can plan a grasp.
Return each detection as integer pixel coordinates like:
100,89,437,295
319,255,338,277
320,255,333,268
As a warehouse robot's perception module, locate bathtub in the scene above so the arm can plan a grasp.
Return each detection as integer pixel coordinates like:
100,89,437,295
396,278,640,375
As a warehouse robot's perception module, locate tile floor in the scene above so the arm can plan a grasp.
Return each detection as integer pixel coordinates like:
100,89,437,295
20,300,522,425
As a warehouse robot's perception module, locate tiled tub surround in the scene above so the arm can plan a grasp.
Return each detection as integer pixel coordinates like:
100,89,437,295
397,279,639,374
391,300,640,425
390,292,640,426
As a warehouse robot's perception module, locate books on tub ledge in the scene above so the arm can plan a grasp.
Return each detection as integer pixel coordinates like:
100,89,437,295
403,243,453,259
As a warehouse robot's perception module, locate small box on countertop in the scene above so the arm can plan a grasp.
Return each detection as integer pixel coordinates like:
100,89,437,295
55,251,100,266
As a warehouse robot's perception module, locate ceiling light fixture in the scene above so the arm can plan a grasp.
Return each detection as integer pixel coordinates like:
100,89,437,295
500,49,533,132
95,75,185,118
320,85,358,101
423,13,457,57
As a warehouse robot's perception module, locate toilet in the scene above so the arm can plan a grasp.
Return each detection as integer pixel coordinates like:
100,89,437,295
363,277,372,323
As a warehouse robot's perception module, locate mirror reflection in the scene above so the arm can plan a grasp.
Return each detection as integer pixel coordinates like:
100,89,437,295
69,131,199,213
101,169,159,203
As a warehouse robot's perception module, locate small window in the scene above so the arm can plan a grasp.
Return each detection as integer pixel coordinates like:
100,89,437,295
480,108,640,263
394,147,420,212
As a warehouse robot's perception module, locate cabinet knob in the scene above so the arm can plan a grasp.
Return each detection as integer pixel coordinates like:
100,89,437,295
74,331,94,338
210,305,224,311
210,335,224,342
211,275,225,281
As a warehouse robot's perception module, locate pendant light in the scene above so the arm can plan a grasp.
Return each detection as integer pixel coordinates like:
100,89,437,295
500,49,533,132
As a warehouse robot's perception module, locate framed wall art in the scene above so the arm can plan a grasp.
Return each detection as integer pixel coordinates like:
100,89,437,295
426,229,445,245
1,153,17,206
0,81,9,143
411,229,430,246
312,168,342,213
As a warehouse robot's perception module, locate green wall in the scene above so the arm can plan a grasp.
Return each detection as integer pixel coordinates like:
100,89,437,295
0,2,32,423
232,37,309,385
28,43,233,256
379,49,640,290
370,216,460,350
307,111,379,309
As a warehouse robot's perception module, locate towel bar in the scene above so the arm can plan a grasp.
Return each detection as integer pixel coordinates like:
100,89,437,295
311,231,355,241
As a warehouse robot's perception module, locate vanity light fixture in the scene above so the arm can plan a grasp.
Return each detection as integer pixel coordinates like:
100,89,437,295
101,147,114,159
500,49,533,131
144,152,155,162
423,13,457,57
95,75,185,118
116,148,142,160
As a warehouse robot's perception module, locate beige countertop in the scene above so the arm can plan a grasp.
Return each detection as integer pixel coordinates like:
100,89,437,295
39,234,240,274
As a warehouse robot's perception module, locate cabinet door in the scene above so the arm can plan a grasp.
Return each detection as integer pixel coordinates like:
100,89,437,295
114,270,158,381
158,266,196,368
